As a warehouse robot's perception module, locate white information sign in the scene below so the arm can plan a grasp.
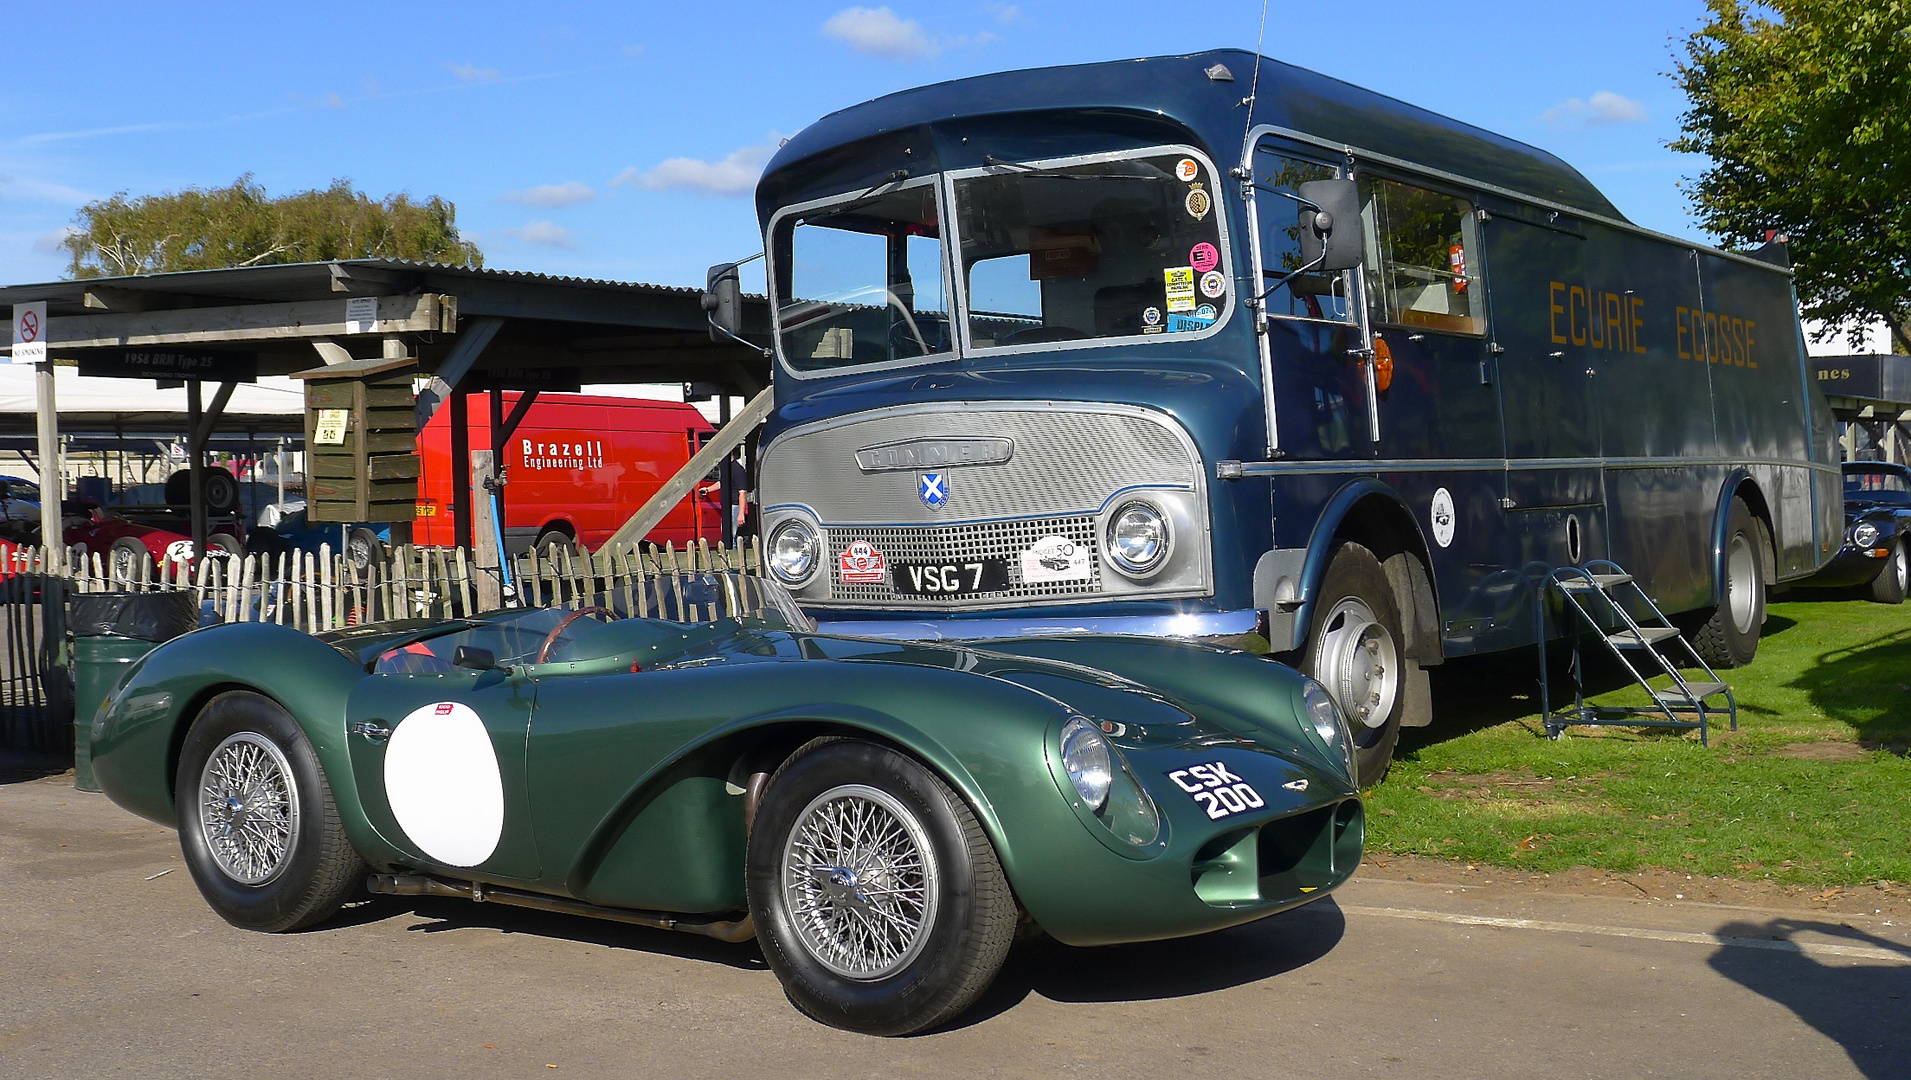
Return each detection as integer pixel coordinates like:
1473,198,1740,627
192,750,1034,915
345,296,378,334
314,408,351,445
12,302,47,365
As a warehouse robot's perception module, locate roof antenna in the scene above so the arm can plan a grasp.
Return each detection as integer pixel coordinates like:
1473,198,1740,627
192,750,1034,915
1236,0,1271,174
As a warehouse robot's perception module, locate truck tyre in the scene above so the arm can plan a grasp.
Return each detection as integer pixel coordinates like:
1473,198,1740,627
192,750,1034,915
346,528,384,571
1692,498,1766,668
1870,541,1908,605
174,691,367,933
747,738,1016,1036
164,468,241,515
1303,542,1406,787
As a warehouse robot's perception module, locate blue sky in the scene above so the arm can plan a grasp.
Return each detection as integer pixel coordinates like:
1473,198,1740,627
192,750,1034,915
0,0,1720,291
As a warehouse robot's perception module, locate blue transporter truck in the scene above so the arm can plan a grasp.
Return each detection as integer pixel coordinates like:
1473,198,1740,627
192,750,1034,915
715,50,1841,784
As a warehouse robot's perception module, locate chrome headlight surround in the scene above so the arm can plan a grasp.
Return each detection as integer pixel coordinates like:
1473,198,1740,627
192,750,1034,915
1852,521,1882,550
1049,715,1164,855
1103,499,1173,579
1299,677,1357,784
766,517,822,587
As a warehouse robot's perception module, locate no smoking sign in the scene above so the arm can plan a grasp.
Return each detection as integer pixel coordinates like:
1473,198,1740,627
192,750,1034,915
12,302,47,365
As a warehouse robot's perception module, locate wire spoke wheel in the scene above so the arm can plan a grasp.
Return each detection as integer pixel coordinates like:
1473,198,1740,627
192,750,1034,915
781,783,939,981
197,732,301,886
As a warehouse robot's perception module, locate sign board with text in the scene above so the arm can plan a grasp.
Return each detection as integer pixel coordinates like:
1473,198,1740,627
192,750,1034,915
11,303,46,365
78,348,258,383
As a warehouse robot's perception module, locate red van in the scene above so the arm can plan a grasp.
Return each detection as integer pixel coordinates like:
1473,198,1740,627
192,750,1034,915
412,393,728,552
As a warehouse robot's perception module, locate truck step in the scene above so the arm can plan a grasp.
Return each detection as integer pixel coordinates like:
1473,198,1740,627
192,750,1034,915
1653,681,1729,703
1557,573,1634,593
1606,625,1682,648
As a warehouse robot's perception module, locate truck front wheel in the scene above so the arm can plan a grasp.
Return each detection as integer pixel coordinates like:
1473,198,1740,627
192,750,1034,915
1303,542,1406,786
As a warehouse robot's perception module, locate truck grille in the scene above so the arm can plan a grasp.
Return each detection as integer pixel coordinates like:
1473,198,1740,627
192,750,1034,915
827,515,1104,606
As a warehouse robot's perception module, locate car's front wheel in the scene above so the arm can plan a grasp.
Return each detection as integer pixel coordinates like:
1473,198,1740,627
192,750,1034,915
746,738,1016,1036
174,691,366,932
1870,541,1908,605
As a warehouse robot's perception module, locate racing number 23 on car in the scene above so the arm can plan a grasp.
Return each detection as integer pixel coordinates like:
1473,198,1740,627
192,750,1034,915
1167,762,1266,820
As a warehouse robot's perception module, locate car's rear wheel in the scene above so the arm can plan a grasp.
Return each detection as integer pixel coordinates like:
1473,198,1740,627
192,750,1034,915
746,738,1016,1036
1870,541,1908,605
108,537,150,582
175,691,366,932
346,527,384,571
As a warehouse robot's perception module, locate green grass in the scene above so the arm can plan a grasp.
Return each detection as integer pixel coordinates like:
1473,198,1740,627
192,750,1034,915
1365,592,1911,887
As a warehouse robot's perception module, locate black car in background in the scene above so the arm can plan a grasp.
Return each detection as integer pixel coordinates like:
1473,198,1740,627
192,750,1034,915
1805,461,1911,603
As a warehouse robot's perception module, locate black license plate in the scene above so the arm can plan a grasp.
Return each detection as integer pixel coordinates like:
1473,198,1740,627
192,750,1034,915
890,559,1010,597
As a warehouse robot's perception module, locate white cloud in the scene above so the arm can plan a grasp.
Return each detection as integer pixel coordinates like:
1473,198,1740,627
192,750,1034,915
499,221,575,248
33,226,79,254
822,7,937,58
612,138,780,196
449,62,502,84
501,181,596,208
985,3,1021,23
0,174,92,204
1540,90,1647,127
322,92,348,110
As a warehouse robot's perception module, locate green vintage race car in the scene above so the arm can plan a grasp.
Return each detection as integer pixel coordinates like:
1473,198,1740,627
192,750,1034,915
89,571,1362,1035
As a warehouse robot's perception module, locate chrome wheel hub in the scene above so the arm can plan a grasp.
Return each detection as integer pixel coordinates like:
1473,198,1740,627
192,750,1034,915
198,732,299,886
1727,533,1757,633
781,784,938,981
1318,597,1399,730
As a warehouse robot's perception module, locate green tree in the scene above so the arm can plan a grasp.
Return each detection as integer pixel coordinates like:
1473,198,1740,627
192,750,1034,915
1671,0,1911,353
61,175,483,278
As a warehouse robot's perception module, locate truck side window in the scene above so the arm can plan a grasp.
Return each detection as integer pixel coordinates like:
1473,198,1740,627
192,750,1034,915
1358,176,1484,335
1251,149,1355,324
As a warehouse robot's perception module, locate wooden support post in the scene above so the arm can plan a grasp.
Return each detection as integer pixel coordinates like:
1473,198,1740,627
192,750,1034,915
603,387,772,550
451,390,472,551
471,449,503,612
34,362,60,573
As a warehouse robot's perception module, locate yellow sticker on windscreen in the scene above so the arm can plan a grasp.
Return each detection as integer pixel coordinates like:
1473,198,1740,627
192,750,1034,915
1164,266,1196,312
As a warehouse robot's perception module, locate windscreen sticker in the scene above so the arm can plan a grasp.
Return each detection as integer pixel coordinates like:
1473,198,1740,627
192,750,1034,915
1175,158,1200,182
1189,242,1219,274
1141,306,1162,327
1019,534,1091,584
1430,488,1456,548
839,540,888,583
1184,184,1211,221
1166,762,1266,821
1164,266,1196,312
1199,269,1227,299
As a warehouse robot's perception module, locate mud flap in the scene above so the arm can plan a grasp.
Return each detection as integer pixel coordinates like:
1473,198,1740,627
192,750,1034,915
1400,658,1434,728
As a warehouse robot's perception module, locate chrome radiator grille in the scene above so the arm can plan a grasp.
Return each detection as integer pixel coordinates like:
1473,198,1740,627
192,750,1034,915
826,515,1104,606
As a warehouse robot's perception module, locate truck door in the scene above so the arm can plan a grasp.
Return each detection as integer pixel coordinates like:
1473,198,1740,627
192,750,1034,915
1480,209,1606,571
1246,140,1369,460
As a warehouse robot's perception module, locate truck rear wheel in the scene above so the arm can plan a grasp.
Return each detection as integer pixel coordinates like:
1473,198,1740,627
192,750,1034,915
1692,498,1765,668
1303,542,1405,786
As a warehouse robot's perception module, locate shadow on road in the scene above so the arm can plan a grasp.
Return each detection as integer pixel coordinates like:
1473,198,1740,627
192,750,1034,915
1708,917,1911,1079
950,897,1347,1030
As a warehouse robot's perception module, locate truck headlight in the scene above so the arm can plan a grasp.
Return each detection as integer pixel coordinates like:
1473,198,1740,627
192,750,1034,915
1302,678,1357,783
767,519,820,586
1852,522,1882,550
1105,500,1170,577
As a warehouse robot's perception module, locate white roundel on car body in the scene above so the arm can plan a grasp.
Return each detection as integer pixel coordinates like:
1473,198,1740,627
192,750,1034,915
1430,487,1457,549
383,701,504,867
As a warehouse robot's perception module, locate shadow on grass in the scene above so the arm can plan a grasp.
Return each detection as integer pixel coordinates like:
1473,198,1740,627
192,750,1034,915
1788,623,1911,745
1396,646,1644,759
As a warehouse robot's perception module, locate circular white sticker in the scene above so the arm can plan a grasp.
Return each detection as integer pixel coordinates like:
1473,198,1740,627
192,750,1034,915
1430,488,1456,549
384,700,505,867
1142,306,1161,326
1175,158,1199,182
1199,270,1226,298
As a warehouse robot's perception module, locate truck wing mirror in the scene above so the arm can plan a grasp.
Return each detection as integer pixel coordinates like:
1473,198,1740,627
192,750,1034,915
703,262,743,343
1296,179,1364,273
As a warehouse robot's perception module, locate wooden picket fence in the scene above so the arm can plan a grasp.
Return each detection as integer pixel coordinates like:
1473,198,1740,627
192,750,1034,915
2,538,763,634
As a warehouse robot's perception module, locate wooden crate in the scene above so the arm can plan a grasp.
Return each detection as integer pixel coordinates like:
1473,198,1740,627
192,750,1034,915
294,356,419,523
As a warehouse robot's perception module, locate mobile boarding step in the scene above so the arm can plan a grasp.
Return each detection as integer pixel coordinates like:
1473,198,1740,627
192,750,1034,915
1536,560,1737,745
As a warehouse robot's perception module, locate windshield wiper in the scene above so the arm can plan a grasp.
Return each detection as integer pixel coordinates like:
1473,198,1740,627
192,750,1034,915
800,169,913,224
979,154,1172,183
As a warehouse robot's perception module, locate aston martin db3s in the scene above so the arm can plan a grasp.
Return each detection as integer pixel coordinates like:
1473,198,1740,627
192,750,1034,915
89,571,1362,1034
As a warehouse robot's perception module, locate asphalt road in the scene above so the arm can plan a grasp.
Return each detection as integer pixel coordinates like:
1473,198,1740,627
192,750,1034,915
4,769,1908,1080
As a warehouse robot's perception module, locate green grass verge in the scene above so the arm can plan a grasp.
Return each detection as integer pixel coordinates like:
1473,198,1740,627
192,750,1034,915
1366,592,1911,887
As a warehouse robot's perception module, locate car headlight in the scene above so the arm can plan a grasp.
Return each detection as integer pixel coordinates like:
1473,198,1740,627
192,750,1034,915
1059,717,1113,811
1852,522,1882,549
1105,500,1170,577
1302,678,1357,783
766,519,820,585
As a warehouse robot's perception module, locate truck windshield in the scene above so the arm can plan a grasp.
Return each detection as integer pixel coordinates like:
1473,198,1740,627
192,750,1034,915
772,181,951,373
954,148,1229,350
